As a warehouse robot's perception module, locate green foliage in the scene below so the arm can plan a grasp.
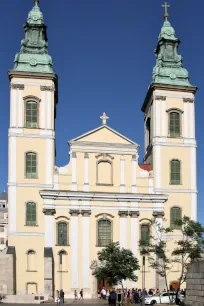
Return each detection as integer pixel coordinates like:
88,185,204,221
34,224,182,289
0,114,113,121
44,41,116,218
139,216,204,294
93,242,139,287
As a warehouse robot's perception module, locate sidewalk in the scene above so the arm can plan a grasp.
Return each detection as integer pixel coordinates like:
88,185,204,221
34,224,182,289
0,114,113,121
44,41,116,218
44,299,108,305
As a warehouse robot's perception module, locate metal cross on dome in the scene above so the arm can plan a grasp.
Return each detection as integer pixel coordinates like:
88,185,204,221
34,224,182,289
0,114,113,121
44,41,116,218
100,112,109,125
162,1,170,21
34,0,40,5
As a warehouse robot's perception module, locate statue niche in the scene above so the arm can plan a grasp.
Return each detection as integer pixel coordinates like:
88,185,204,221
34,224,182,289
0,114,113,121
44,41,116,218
96,154,114,185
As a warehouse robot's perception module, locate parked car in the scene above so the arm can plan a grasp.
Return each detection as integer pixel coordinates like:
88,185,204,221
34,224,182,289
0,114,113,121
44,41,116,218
145,292,176,304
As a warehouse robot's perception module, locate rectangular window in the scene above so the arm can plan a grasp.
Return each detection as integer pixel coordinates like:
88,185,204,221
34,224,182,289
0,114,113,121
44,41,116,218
170,112,180,137
26,153,37,179
26,202,37,226
26,101,38,128
170,160,181,185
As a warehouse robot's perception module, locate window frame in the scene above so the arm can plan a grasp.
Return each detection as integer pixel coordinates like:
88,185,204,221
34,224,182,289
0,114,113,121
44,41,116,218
23,95,41,129
167,108,183,138
56,222,69,246
25,151,38,179
140,223,151,245
170,206,182,229
97,218,113,247
25,201,37,227
170,159,182,185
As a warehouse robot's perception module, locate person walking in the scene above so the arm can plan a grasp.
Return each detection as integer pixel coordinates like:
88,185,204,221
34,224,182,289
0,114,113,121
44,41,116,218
109,288,117,306
79,289,83,300
55,290,60,306
60,289,64,304
74,289,78,300
133,289,139,305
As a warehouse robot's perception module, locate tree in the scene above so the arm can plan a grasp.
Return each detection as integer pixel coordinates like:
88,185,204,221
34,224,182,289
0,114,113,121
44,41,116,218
139,216,204,304
93,242,140,287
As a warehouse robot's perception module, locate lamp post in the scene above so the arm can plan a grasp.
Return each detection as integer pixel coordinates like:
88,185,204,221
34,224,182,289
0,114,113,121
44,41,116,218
142,256,146,306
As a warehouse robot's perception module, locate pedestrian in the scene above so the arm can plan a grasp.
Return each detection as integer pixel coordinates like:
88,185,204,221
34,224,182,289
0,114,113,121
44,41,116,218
117,289,122,305
148,288,153,296
133,289,139,305
74,289,78,300
79,289,83,300
109,288,117,306
60,289,64,304
101,287,106,300
55,290,60,305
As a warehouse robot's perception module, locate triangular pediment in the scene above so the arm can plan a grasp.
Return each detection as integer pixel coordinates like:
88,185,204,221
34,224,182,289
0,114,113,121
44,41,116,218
69,125,139,148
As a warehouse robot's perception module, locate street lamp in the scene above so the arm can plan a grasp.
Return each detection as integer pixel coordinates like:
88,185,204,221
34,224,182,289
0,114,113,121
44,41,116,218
142,256,146,306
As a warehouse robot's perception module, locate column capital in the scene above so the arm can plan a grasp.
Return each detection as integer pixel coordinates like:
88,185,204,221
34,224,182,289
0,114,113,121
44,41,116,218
40,85,55,92
129,211,140,218
118,210,128,218
183,98,194,103
81,209,91,217
72,152,77,158
70,209,80,216
153,211,164,218
155,95,166,101
84,153,89,159
43,208,56,215
11,84,24,90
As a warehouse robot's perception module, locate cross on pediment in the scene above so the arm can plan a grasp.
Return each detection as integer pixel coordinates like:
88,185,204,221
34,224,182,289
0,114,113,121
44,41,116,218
100,112,109,125
162,2,170,21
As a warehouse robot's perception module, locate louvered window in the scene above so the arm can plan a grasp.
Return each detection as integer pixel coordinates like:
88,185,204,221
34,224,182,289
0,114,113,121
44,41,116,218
170,112,180,137
170,160,181,185
171,207,181,229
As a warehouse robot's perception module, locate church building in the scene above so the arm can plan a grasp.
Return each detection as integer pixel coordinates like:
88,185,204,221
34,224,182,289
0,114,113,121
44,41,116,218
7,0,197,299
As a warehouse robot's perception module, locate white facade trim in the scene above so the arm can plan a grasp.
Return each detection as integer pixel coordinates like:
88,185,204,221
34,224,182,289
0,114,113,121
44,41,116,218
82,216,90,288
161,99,166,137
154,188,197,194
11,81,54,87
40,190,168,203
155,100,161,137
152,138,197,148
71,215,79,288
11,88,17,127
8,232,44,237
70,148,137,156
46,91,52,130
8,132,55,139
9,186,16,232
155,145,161,189
132,159,137,192
40,90,46,129
44,214,54,248
154,92,194,99
44,205,164,213
183,102,188,138
189,103,195,139
46,139,53,185
18,89,23,128
120,217,127,248
83,157,89,191
8,183,53,188
71,141,138,150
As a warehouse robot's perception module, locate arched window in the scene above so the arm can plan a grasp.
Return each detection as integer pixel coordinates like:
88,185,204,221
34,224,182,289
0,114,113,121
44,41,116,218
58,250,68,271
98,219,112,247
170,160,181,185
26,202,37,226
27,250,36,271
57,222,68,246
146,118,151,147
26,101,38,128
141,224,150,244
169,112,180,137
26,152,37,178
171,207,182,229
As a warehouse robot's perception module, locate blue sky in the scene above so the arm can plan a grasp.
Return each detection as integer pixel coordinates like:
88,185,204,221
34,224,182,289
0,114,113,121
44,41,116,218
0,0,203,223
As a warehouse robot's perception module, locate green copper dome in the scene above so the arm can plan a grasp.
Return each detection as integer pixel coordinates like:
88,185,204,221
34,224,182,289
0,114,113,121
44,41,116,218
13,0,53,73
152,19,192,86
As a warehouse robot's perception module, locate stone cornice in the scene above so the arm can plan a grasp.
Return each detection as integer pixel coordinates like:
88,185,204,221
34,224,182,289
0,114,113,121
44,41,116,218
40,190,168,203
69,140,139,150
142,83,197,112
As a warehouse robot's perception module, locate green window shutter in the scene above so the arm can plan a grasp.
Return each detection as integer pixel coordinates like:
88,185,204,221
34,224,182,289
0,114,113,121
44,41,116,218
26,202,36,226
171,207,181,229
26,101,38,129
58,223,68,245
170,112,180,137
98,220,112,247
170,160,181,185
141,224,150,244
26,153,37,178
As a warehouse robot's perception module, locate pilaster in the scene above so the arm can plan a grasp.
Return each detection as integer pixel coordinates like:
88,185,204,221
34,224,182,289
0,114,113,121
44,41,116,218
71,153,77,191
129,211,140,287
81,210,91,290
131,155,137,193
70,209,80,288
43,208,56,249
83,153,90,192
120,156,125,192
